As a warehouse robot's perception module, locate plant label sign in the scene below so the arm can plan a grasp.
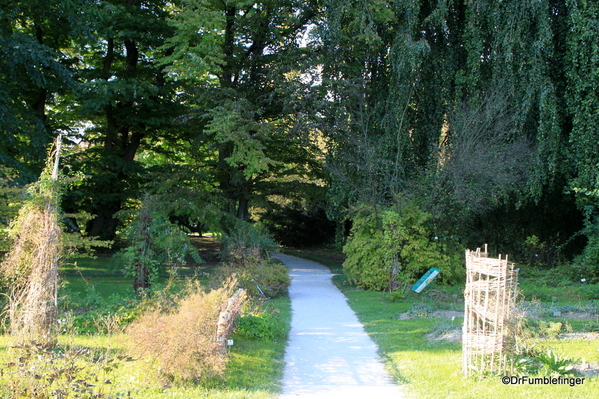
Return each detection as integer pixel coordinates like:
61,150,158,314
411,268,441,293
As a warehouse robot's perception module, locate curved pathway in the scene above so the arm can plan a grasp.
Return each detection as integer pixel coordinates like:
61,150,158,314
273,253,404,399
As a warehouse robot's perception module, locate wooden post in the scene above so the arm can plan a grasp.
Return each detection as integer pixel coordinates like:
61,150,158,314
216,289,246,353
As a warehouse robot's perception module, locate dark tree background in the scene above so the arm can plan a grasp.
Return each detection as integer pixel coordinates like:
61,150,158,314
2,0,599,275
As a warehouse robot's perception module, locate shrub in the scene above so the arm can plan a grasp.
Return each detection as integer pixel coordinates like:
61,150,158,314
341,209,388,290
126,279,243,384
116,194,203,290
217,260,290,298
221,220,279,265
515,347,578,377
236,310,284,340
515,318,572,339
218,220,289,298
342,203,464,291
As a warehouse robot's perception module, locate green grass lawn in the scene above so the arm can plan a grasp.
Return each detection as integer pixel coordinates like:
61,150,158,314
341,287,598,399
286,248,599,399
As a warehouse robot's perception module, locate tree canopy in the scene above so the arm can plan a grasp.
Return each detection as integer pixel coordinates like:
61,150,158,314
1,0,599,277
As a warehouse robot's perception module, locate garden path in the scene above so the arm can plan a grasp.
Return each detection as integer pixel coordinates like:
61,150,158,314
273,253,405,399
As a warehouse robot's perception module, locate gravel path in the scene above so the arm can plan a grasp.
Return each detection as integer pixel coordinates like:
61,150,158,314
273,253,404,399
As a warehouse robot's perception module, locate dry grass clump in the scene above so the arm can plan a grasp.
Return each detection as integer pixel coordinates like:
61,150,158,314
127,279,245,384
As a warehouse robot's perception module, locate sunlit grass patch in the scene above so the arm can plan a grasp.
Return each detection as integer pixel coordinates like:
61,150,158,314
285,250,599,399
342,288,598,399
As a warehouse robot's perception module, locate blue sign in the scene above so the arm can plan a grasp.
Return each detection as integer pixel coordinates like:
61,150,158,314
411,268,441,293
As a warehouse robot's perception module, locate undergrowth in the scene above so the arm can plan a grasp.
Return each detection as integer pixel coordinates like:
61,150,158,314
217,221,289,298
127,278,243,385
0,340,130,398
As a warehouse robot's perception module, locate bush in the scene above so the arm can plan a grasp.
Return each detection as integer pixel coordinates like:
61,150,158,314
217,260,290,298
515,318,572,340
343,203,464,291
221,220,279,265
218,220,289,298
341,209,388,290
236,310,284,340
116,194,203,290
515,347,578,377
126,279,242,384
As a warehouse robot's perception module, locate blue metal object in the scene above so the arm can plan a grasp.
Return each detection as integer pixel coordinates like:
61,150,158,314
411,268,441,293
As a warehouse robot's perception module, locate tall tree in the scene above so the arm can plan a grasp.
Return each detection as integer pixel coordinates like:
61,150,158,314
319,0,582,257
159,0,323,228
64,0,184,239
319,0,453,210
566,0,599,208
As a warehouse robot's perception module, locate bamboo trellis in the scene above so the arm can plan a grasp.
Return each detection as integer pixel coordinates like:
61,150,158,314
462,245,519,376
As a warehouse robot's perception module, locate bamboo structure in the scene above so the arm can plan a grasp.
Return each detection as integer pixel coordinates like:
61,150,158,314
462,245,519,376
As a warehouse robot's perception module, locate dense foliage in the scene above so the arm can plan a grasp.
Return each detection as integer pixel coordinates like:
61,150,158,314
343,203,463,291
2,0,599,287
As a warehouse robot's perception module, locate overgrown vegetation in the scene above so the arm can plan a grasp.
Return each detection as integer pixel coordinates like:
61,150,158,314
0,191,291,397
342,202,463,291
218,221,289,298
0,142,63,344
127,278,243,385
1,341,128,399
1,241,291,398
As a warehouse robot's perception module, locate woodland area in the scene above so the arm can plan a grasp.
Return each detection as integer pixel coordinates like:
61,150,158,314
1,0,599,286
